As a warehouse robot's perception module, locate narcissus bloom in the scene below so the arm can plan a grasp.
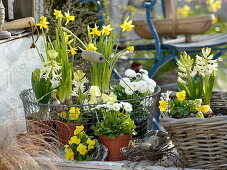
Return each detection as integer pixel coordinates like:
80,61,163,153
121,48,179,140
37,16,49,29
53,9,63,19
101,24,113,35
65,11,75,25
90,24,101,36
86,43,97,51
120,17,135,32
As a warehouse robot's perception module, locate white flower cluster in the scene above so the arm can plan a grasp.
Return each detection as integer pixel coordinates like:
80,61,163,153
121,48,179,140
195,48,218,77
119,69,156,95
94,101,133,112
40,50,62,88
72,70,88,96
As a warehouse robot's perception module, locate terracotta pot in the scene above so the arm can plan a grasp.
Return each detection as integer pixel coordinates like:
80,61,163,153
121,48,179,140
56,121,85,145
99,134,132,161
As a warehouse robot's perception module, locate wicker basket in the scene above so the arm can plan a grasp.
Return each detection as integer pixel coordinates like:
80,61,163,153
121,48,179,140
161,91,227,169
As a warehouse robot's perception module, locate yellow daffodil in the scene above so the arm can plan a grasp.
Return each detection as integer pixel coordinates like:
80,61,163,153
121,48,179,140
176,90,186,101
74,125,84,135
65,11,75,25
77,144,87,155
120,16,135,32
59,112,67,118
127,46,134,51
177,5,190,18
213,16,218,23
101,24,113,35
36,16,49,29
63,32,70,42
67,48,78,55
158,100,167,111
53,9,63,19
207,0,221,12
197,105,210,113
68,136,81,145
90,24,101,36
86,43,97,51
69,107,80,114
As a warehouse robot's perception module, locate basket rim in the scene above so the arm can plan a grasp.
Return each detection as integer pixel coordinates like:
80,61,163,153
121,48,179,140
19,85,161,108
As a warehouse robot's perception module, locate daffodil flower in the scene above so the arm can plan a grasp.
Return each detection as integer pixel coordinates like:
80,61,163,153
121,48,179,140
120,16,135,32
37,16,49,29
90,24,101,36
86,43,97,51
127,46,134,51
53,9,63,19
67,48,78,55
64,11,75,25
101,24,113,35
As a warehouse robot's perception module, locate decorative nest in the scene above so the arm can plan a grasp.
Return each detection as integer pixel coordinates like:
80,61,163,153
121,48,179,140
121,130,175,162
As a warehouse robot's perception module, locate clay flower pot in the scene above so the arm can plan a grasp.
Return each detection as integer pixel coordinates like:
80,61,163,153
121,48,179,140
56,121,85,145
99,134,132,161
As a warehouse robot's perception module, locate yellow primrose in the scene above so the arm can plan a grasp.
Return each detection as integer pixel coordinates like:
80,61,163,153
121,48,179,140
101,24,113,35
67,48,78,55
59,112,67,118
197,105,210,114
158,100,167,111
65,11,75,25
53,9,63,19
77,144,87,155
90,24,101,36
69,107,80,114
176,90,186,101
69,113,79,120
120,16,135,32
87,138,96,146
127,46,134,51
64,145,74,160
86,43,97,51
74,125,84,135
37,16,49,29
68,136,81,145
88,144,95,150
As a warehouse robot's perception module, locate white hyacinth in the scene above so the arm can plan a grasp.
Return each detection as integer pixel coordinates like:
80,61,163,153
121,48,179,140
119,77,131,88
138,80,149,93
125,69,137,78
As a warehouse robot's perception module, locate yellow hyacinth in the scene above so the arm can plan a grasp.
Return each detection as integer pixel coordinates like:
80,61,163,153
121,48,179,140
77,144,87,155
90,24,101,36
36,16,49,29
197,105,210,113
74,125,84,135
68,136,81,145
120,16,135,32
176,90,186,101
86,43,97,51
59,112,67,118
53,9,63,19
158,100,167,111
101,24,113,35
65,11,75,25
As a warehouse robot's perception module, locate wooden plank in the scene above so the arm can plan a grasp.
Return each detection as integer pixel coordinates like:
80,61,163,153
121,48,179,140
13,0,34,19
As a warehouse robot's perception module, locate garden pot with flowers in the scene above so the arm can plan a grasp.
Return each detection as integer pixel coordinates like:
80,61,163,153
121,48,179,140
91,101,137,161
159,48,227,169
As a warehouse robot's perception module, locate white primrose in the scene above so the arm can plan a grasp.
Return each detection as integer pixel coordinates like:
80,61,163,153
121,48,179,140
125,69,137,78
131,81,140,91
124,103,133,112
112,103,121,111
138,80,149,93
125,86,134,95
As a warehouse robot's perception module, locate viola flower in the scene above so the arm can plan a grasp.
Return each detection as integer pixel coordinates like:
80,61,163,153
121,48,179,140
127,46,134,51
64,11,75,25
90,24,101,36
159,100,167,111
197,105,210,114
77,144,87,155
68,136,81,145
74,125,84,135
120,16,135,32
101,24,113,35
59,112,67,118
37,16,49,29
176,90,186,101
86,43,97,51
125,69,137,78
53,9,63,19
